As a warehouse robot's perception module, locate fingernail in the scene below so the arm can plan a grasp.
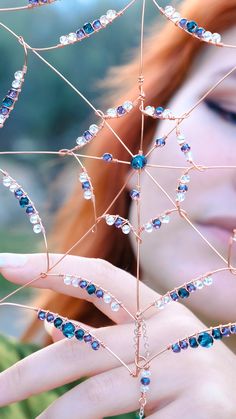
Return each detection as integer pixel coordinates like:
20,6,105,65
0,253,28,268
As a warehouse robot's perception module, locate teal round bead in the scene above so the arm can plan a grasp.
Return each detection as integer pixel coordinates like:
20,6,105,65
62,322,75,339
131,154,147,170
197,332,213,348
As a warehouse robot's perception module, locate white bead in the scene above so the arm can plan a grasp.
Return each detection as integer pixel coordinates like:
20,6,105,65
9,183,18,192
89,124,99,134
14,71,24,80
106,108,117,118
123,101,133,112
160,214,170,224
144,106,155,116
106,9,117,21
105,215,116,226
83,190,92,200
122,224,131,235
60,35,69,45
144,222,153,233
30,214,40,224
171,12,181,22
76,136,87,147
2,176,11,187
212,33,221,43
141,370,151,378
140,385,149,393
203,276,213,286
79,172,88,183
203,31,212,42
12,79,21,89
155,298,165,309
194,279,204,289
68,33,77,43
177,134,185,145
64,275,72,285
72,277,79,287
176,192,185,202
100,15,109,26
0,115,5,124
33,224,42,234
164,5,175,16
180,174,190,183
111,301,120,312
103,293,112,304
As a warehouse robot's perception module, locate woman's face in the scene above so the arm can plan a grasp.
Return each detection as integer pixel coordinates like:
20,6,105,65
128,26,236,325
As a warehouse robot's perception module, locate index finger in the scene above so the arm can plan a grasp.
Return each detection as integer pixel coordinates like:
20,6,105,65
0,253,159,323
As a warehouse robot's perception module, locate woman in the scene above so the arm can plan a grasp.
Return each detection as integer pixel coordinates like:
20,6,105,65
0,0,235,417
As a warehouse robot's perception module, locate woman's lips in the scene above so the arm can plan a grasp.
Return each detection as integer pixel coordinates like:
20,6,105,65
196,218,236,247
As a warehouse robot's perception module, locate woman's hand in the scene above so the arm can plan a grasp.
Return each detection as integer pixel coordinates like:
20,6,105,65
0,252,235,419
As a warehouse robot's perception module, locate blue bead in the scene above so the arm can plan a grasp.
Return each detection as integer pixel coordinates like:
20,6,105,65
86,284,96,295
83,22,94,35
62,322,75,339
7,89,18,100
83,130,93,141
198,332,213,348
84,334,92,342
155,106,164,115
195,27,205,38
189,337,199,348
172,343,181,353
186,21,198,33
2,97,14,108
170,291,179,301
91,340,100,350
140,377,150,385
178,184,188,192
82,181,90,190
26,205,35,214
131,155,147,170
152,218,162,229
155,137,166,147
0,107,9,115
38,310,46,320
46,312,54,323
221,327,231,337
179,340,188,350
54,317,63,329
178,287,190,299
130,189,140,200
75,329,85,340
179,18,187,28
102,153,113,162
186,282,196,292
79,280,88,288
19,196,29,208
181,143,191,152
114,217,123,228
117,106,126,116
231,324,236,334
92,19,102,30
95,289,104,298
212,328,222,340
14,188,24,198
76,29,85,39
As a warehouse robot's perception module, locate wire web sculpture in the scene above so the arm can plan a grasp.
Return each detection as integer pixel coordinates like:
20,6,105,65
0,1,236,417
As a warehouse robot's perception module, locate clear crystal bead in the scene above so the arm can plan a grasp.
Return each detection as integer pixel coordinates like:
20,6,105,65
106,108,117,118
185,151,193,162
212,33,221,43
14,71,24,80
106,9,117,21
60,35,69,45
100,15,109,26
144,223,153,233
105,215,116,226
103,293,112,304
89,124,99,134
141,370,151,378
171,12,181,22
177,134,185,145
180,174,190,183
123,101,133,112
2,176,11,187
0,115,5,124
68,33,77,43
140,385,149,392
9,183,18,192
84,190,92,200
163,295,171,304
122,224,131,234
194,279,204,289
203,276,213,286
176,192,185,202
79,172,88,183
203,31,213,42
33,224,42,234
30,214,39,224
155,299,165,309
111,301,120,311
76,136,87,147
12,79,21,89
144,106,155,116
164,5,175,16
160,214,170,223
64,275,72,285
162,108,172,118
72,277,79,287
